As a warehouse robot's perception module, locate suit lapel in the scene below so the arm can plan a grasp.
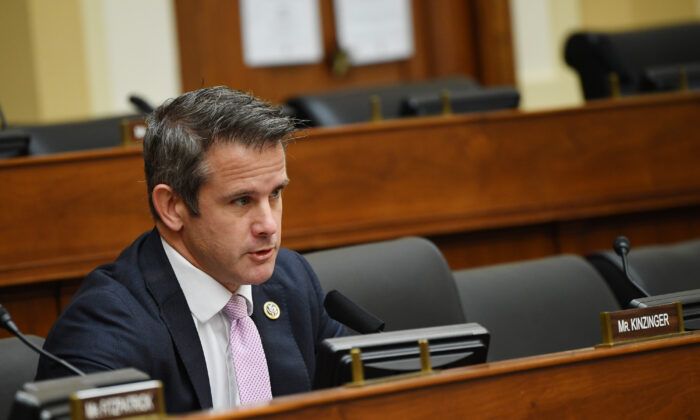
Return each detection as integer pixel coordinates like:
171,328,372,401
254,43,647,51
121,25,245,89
139,229,213,409
253,279,311,395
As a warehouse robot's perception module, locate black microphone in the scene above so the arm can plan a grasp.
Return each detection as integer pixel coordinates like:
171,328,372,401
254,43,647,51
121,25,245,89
0,302,86,377
129,95,155,114
613,235,632,280
324,290,385,334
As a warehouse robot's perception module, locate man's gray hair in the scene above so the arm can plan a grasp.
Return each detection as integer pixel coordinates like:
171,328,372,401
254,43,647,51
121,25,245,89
143,86,296,220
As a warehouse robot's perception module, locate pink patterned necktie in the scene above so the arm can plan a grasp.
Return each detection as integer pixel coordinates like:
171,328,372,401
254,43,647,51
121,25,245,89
221,294,272,405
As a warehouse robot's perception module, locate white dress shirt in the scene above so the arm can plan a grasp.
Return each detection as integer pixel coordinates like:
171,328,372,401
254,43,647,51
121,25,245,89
161,237,253,409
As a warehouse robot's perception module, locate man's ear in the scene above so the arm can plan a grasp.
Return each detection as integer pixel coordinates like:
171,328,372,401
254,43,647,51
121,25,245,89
152,184,188,231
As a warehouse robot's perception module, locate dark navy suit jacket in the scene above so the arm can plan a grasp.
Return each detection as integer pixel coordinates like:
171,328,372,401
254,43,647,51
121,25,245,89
35,229,344,414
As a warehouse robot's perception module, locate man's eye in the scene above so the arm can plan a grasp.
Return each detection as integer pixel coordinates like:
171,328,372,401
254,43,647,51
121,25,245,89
233,197,250,206
271,189,282,199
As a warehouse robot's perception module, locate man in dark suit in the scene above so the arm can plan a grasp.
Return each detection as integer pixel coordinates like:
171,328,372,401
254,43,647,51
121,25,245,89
35,87,345,414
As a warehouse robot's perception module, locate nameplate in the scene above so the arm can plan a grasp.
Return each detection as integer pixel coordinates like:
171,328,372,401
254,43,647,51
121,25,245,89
599,302,686,346
121,119,147,147
70,380,165,420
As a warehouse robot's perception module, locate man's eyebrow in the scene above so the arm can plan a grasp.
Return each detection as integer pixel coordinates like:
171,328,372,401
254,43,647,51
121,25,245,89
222,179,290,201
277,179,290,189
223,190,254,202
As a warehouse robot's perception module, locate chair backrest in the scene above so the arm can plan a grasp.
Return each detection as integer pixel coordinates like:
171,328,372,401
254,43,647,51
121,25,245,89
0,335,44,420
400,86,520,117
0,130,30,158
285,77,480,127
303,237,466,332
10,114,140,156
564,22,700,99
454,255,620,362
586,238,700,307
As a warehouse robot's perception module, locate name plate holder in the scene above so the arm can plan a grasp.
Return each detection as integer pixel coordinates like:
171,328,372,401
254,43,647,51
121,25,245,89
599,302,690,347
121,119,147,147
70,380,165,420
346,339,436,387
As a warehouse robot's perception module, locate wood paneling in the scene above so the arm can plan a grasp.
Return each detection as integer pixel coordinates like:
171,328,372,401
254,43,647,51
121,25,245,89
179,332,700,419
557,206,700,256
430,224,559,269
0,148,153,286
281,93,700,252
174,0,514,103
421,0,478,77
0,282,58,339
472,0,516,85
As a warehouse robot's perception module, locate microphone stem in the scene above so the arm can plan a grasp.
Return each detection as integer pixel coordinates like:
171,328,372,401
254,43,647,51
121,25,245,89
621,253,630,279
2,305,86,377
12,328,86,377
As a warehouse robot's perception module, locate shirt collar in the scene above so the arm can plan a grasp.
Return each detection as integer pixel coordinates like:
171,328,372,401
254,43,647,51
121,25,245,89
160,236,253,322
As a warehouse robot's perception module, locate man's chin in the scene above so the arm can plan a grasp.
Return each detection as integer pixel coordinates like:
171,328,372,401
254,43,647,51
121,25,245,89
242,257,277,285
231,247,276,284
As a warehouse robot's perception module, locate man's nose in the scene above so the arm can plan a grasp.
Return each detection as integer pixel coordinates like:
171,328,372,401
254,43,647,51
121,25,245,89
252,201,278,237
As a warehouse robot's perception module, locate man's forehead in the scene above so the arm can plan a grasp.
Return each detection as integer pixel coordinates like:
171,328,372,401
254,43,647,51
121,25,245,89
203,142,286,182
206,139,285,155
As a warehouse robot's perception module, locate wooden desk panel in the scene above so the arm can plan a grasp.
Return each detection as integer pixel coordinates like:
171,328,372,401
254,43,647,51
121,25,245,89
181,332,700,419
282,93,700,251
2,93,700,338
0,148,152,286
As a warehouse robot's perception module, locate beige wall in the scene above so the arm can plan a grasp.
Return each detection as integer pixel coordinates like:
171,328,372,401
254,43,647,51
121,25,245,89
0,0,180,124
580,0,699,30
0,1,39,123
1,0,89,123
510,0,583,111
81,0,181,117
28,0,91,122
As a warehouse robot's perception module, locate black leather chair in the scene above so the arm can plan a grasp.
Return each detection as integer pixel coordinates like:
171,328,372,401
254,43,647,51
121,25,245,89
0,335,44,420
0,130,30,158
9,114,141,156
454,255,620,362
586,238,700,308
564,22,700,99
285,77,519,127
303,237,466,332
399,86,519,117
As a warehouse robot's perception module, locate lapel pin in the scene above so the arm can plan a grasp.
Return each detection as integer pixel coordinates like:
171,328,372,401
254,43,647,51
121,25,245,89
263,301,281,320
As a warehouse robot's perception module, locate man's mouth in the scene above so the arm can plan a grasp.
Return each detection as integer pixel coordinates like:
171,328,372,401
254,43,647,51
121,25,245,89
249,247,274,261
